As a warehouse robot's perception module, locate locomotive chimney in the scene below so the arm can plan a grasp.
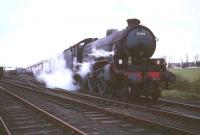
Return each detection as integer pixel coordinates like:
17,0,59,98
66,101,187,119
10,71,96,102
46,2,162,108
127,18,140,27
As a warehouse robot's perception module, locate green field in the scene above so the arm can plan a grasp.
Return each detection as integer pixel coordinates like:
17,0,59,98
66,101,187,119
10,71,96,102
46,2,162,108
161,68,200,100
169,68,200,82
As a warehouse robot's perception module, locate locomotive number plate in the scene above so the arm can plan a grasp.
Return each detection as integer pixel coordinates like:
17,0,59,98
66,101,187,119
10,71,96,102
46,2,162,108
136,32,146,36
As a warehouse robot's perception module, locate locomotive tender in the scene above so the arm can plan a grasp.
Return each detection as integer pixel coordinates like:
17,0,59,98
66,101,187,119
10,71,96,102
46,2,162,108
62,18,175,100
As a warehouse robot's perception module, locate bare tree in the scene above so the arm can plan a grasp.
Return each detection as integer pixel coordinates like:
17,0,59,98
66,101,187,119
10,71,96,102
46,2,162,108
194,54,200,67
194,54,199,63
167,56,172,68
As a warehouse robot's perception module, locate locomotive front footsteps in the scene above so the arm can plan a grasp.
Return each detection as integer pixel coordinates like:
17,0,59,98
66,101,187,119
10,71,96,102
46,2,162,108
29,18,176,101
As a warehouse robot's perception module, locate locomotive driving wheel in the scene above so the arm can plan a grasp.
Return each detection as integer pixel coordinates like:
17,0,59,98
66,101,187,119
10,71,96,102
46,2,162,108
97,75,108,96
87,75,96,93
151,86,161,101
123,82,138,101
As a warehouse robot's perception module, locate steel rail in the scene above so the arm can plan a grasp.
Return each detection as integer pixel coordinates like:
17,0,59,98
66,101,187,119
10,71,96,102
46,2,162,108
3,81,199,135
0,115,12,135
42,88,200,121
0,86,87,135
6,79,200,113
159,99,200,112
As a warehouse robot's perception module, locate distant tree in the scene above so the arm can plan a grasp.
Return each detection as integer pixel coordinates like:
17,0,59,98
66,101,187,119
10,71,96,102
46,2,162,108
194,54,200,67
167,56,172,68
194,54,199,62
184,54,189,67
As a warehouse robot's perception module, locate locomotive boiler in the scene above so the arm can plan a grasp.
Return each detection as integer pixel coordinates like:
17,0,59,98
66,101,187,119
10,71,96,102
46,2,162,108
62,18,175,100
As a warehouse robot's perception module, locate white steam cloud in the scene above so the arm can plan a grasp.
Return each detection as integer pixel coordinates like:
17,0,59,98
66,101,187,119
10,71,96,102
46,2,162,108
37,69,77,90
35,48,114,91
89,48,114,58
77,62,91,78
36,54,78,91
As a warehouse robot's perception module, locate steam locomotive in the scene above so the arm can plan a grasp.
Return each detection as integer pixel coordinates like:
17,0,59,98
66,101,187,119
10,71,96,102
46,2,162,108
62,18,175,100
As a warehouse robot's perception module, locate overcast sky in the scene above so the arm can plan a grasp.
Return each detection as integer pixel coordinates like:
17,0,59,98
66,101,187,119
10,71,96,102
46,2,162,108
0,0,200,67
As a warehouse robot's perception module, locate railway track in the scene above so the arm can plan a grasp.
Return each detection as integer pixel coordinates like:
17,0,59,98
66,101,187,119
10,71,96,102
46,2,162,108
14,75,200,112
158,98,200,112
62,90,200,117
0,87,86,135
6,76,200,113
0,80,170,135
0,115,11,135
42,89,200,135
7,78,200,118
1,78,200,135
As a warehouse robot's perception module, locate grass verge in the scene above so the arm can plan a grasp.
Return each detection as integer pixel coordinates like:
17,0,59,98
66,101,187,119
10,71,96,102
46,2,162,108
162,68,200,100
161,89,200,100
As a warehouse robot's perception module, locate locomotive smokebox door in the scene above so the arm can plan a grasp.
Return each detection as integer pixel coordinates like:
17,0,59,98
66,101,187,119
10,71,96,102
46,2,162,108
125,26,156,59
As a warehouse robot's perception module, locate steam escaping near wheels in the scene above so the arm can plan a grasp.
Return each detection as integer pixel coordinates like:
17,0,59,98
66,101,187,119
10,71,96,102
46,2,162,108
36,54,78,91
34,48,113,91
37,68,78,91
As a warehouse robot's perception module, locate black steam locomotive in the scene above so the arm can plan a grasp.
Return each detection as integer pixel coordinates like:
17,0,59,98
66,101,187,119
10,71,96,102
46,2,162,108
62,18,175,100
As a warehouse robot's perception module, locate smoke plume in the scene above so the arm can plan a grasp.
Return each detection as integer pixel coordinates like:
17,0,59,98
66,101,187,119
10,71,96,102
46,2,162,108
35,47,114,91
36,54,78,91
89,47,114,57
77,62,91,77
